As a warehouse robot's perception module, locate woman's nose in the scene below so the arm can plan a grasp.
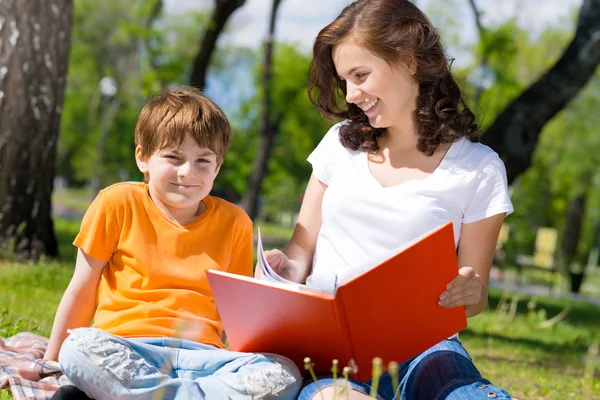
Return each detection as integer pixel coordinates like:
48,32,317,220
345,81,361,104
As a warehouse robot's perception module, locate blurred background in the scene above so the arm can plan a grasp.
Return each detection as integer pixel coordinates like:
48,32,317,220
1,1,600,398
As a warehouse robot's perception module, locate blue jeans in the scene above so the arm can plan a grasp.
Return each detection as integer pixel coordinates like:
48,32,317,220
59,328,302,400
298,338,511,400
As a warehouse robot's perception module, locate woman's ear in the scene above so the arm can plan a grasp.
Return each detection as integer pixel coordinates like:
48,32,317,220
135,145,148,174
407,55,417,76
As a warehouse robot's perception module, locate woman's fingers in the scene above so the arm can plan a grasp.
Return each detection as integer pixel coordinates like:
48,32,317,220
439,266,481,307
264,249,287,272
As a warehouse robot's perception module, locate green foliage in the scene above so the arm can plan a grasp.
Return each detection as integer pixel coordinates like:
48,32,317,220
508,71,600,267
58,1,211,187
220,43,332,220
460,15,600,280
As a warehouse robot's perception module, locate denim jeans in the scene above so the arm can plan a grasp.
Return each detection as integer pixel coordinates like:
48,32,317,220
59,328,302,400
298,338,511,400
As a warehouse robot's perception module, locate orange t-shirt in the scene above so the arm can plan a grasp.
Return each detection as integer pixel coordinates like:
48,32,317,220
73,182,253,349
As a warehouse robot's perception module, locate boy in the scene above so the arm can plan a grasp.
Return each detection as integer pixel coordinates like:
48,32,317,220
44,87,301,400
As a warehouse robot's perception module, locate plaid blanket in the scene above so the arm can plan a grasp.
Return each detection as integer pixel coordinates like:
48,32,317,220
0,332,71,400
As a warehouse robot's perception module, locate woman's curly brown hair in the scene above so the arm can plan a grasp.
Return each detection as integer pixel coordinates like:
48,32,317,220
308,0,480,156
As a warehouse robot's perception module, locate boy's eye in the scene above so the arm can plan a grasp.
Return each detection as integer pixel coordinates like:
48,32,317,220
197,158,211,164
164,154,180,160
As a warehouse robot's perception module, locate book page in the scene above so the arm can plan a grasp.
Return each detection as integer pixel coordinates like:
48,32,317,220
256,228,335,294
335,224,446,287
256,228,307,287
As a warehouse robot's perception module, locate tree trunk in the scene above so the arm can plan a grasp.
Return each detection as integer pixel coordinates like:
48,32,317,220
481,0,600,184
189,0,246,90
562,192,587,293
466,0,489,103
240,0,283,219
0,0,73,260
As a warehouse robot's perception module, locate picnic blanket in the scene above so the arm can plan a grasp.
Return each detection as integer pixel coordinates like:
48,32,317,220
0,332,71,400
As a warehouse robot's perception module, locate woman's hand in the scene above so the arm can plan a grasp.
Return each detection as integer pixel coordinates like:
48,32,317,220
258,249,303,283
264,249,292,274
438,266,484,312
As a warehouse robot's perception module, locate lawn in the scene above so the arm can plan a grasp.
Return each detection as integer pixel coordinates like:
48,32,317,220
1,217,599,399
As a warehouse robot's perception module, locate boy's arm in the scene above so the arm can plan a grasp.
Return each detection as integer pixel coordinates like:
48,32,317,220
43,248,107,361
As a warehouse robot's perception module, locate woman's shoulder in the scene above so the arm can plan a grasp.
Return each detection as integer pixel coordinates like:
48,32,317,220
449,136,504,170
322,120,348,143
311,121,354,156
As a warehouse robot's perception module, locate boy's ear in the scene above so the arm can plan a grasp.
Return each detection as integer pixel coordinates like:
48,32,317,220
135,145,149,174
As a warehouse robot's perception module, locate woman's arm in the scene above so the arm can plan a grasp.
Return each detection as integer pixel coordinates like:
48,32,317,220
439,213,505,318
262,174,327,283
43,249,107,361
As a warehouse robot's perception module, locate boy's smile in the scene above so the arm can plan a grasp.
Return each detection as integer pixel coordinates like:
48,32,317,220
135,133,221,226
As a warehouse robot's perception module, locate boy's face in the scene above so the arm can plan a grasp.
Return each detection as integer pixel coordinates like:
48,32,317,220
135,133,220,220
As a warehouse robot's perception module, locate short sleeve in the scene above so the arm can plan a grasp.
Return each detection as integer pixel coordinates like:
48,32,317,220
307,122,346,185
226,214,254,277
463,153,514,224
73,190,121,262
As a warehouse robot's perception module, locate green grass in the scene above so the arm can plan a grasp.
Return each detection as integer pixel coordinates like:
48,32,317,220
1,216,599,399
0,391,14,400
1,262,598,399
464,291,600,399
52,186,93,214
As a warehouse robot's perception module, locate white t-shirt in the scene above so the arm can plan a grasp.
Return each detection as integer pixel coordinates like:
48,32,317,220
306,121,514,287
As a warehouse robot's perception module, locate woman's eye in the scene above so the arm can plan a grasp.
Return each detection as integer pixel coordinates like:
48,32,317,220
356,72,367,79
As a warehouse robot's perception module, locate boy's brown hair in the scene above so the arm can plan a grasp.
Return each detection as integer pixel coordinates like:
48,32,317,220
134,86,232,164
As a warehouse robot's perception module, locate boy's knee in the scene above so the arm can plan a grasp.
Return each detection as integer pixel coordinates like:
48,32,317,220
243,356,302,399
59,328,154,382
59,328,100,369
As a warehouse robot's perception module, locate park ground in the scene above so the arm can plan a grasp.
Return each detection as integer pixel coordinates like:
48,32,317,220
1,188,599,400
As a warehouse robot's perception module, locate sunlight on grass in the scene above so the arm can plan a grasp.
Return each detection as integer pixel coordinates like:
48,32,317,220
254,221,294,244
461,290,600,399
52,186,91,214
1,213,599,399
0,261,71,338
0,390,13,400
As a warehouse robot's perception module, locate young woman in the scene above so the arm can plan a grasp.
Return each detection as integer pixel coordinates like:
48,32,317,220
265,0,513,399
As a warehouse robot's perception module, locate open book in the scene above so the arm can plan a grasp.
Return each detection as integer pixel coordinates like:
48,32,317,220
206,222,467,381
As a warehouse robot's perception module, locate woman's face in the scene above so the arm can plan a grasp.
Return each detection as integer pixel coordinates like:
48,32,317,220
332,38,419,130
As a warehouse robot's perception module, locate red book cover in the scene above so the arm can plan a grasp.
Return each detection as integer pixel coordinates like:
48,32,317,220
206,222,467,381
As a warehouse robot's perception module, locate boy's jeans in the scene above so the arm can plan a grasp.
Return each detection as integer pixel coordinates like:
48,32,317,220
299,338,511,400
59,328,302,400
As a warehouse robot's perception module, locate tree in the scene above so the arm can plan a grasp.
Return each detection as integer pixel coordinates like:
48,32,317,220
0,0,73,260
240,0,283,219
219,43,330,221
189,0,247,90
481,0,600,184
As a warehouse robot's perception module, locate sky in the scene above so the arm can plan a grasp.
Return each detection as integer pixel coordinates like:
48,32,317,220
163,0,583,110
164,0,583,58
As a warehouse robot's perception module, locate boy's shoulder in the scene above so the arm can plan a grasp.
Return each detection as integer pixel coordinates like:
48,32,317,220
99,182,147,203
206,196,252,230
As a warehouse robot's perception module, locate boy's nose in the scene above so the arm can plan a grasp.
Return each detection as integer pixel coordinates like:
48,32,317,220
177,161,194,177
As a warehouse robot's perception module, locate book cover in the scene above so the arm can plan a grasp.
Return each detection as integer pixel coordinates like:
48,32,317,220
206,222,467,381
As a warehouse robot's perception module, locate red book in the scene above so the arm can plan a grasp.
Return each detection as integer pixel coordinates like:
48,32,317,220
206,222,467,381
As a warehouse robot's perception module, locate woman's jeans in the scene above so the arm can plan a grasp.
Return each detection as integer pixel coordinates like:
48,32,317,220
299,338,511,400
59,328,302,400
